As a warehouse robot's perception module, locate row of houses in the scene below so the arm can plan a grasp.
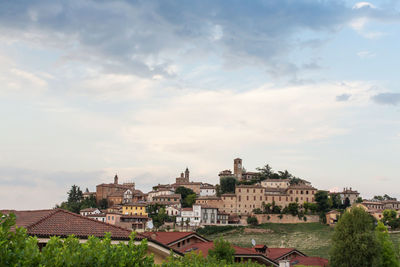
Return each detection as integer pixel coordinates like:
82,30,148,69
1,208,328,266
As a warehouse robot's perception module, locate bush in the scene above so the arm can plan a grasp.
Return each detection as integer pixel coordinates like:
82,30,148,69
196,225,242,236
247,216,258,226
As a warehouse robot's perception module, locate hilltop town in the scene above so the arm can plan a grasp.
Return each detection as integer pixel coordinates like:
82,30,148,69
77,158,399,232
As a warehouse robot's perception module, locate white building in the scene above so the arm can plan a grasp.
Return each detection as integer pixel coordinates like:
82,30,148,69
166,206,181,216
80,208,101,217
200,185,216,197
176,205,201,227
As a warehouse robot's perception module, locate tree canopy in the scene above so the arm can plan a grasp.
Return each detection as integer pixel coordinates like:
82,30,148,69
175,186,196,208
330,207,380,267
219,177,237,194
208,238,235,263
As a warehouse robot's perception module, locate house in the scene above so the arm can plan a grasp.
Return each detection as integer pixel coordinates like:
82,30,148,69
182,241,279,266
122,202,148,216
152,194,182,208
141,231,208,251
200,185,217,197
176,205,201,227
1,209,183,264
326,210,341,226
147,189,175,202
86,212,106,222
200,205,218,225
217,211,229,225
166,205,180,216
339,187,360,205
80,207,101,216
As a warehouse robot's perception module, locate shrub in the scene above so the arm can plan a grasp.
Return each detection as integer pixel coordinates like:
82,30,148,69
247,216,258,226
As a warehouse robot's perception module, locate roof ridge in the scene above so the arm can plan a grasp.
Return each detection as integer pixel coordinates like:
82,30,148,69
56,209,146,238
24,209,60,230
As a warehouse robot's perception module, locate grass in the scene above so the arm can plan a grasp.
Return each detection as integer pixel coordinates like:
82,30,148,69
203,223,334,259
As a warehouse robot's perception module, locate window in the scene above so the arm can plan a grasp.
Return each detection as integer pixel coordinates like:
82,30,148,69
247,189,249,193
253,189,255,193
108,216,110,220
306,191,309,194
239,196,241,201
254,196,256,201
247,196,249,201
301,191,303,194
239,189,241,192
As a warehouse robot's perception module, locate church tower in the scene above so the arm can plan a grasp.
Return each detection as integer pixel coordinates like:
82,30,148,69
233,158,243,181
184,167,190,182
114,174,119,184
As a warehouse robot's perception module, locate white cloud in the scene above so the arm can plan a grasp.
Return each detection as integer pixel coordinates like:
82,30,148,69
353,2,376,10
357,50,375,58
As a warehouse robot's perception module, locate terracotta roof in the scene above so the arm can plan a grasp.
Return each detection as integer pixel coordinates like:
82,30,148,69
288,184,317,190
221,193,236,197
181,242,278,266
153,194,181,198
1,209,140,240
262,179,290,182
266,248,305,260
141,231,208,245
80,208,99,212
196,196,221,200
291,256,329,266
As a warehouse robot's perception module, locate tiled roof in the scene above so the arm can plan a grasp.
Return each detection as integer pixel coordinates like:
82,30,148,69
236,184,262,188
181,242,278,266
287,184,316,190
181,208,193,211
108,190,124,197
266,248,302,260
291,256,329,266
262,179,290,182
2,209,140,240
123,202,148,207
141,231,205,245
80,208,98,212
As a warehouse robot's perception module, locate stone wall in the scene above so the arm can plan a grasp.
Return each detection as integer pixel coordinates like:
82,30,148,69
243,214,320,224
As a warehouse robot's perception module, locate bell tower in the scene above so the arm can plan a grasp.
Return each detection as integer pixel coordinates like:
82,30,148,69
184,167,190,182
114,174,119,184
233,158,242,181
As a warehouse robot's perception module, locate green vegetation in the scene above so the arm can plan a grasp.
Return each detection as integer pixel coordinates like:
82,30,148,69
247,216,258,226
330,207,380,267
1,212,154,266
196,225,244,236
208,238,235,263
55,185,98,214
220,177,237,194
161,252,263,267
1,212,263,267
175,186,196,208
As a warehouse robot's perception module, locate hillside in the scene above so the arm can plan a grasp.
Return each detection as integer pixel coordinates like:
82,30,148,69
203,223,400,259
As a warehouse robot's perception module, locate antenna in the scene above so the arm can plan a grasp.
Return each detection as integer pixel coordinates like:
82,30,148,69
251,239,256,246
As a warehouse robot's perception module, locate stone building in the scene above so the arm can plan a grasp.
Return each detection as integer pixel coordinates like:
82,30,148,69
235,185,265,215
261,179,290,189
200,185,216,197
95,174,136,205
339,187,360,205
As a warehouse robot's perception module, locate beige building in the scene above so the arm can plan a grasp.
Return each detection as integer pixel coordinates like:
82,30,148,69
261,179,290,189
236,185,265,214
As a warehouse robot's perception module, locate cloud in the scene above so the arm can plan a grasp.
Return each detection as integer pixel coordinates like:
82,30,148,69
336,93,352,102
357,50,375,58
353,2,376,10
371,93,400,105
1,0,393,80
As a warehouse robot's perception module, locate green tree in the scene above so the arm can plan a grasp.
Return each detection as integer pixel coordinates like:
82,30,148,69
315,191,330,213
175,186,196,208
287,202,299,216
80,195,97,210
382,209,397,224
330,207,380,267
375,221,400,267
220,177,237,194
256,164,274,180
64,185,84,213
330,193,341,209
356,197,363,203
185,194,197,208
99,198,108,209
208,238,235,263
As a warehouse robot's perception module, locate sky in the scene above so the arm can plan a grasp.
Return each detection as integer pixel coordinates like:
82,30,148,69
1,0,400,209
